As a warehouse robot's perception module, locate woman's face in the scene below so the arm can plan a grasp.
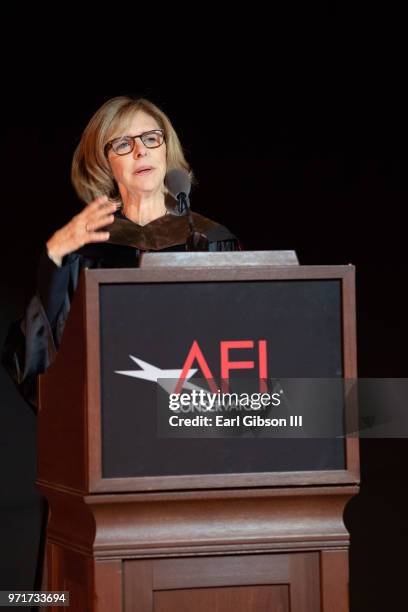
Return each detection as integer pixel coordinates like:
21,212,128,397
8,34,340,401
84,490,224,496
107,110,167,197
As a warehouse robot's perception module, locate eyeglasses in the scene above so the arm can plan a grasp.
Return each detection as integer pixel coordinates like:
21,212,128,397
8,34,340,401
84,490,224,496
105,129,165,156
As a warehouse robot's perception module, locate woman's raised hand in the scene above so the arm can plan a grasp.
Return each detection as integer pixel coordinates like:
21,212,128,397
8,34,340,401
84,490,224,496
46,196,118,264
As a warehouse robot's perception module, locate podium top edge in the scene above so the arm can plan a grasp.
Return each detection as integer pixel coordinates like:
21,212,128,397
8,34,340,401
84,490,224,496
139,250,300,268
83,264,355,284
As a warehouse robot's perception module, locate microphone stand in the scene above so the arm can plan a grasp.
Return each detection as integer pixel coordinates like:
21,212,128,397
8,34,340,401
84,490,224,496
177,193,209,251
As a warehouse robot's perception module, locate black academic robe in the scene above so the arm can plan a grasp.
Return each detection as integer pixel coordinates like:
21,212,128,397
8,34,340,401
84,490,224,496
2,210,240,409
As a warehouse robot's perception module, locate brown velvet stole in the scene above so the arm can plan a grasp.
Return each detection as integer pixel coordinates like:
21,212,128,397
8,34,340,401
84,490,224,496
106,211,234,251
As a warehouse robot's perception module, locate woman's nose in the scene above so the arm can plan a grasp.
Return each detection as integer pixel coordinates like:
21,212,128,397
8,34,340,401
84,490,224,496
133,138,147,158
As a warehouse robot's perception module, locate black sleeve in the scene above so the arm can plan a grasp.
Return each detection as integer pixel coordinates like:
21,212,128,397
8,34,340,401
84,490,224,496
2,251,80,410
2,293,57,410
37,250,71,328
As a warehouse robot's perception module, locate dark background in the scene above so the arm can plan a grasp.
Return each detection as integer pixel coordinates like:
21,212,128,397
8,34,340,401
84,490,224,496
1,17,407,609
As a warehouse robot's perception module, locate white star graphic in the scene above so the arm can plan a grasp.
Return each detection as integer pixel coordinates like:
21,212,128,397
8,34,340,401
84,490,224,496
115,355,206,394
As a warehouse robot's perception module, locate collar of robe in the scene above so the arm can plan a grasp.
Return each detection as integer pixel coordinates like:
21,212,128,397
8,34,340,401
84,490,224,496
106,209,235,251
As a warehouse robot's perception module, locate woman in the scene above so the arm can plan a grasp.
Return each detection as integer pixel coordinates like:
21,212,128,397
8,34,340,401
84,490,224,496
3,96,239,409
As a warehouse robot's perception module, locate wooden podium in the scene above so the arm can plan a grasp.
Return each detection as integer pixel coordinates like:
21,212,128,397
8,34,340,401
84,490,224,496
37,255,359,611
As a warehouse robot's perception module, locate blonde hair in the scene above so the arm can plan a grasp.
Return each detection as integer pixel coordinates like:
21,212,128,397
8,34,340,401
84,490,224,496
71,96,192,204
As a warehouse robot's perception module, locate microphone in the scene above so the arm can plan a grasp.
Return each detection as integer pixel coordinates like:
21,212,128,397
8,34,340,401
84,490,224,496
164,168,208,251
164,169,191,214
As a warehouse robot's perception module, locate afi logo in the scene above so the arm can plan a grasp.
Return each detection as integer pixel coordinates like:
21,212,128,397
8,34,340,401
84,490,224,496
176,340,268,393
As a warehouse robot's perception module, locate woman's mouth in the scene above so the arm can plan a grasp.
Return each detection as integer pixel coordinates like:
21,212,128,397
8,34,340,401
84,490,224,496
135,166,153,175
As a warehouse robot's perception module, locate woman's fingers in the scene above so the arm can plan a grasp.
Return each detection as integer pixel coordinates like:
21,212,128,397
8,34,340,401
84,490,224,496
82,200,118,231
88,197,118,215
82,201,117,243
87,230,110,243
80,195,118,232
85,213,115,233
87,195,109,210
46,197,118,259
